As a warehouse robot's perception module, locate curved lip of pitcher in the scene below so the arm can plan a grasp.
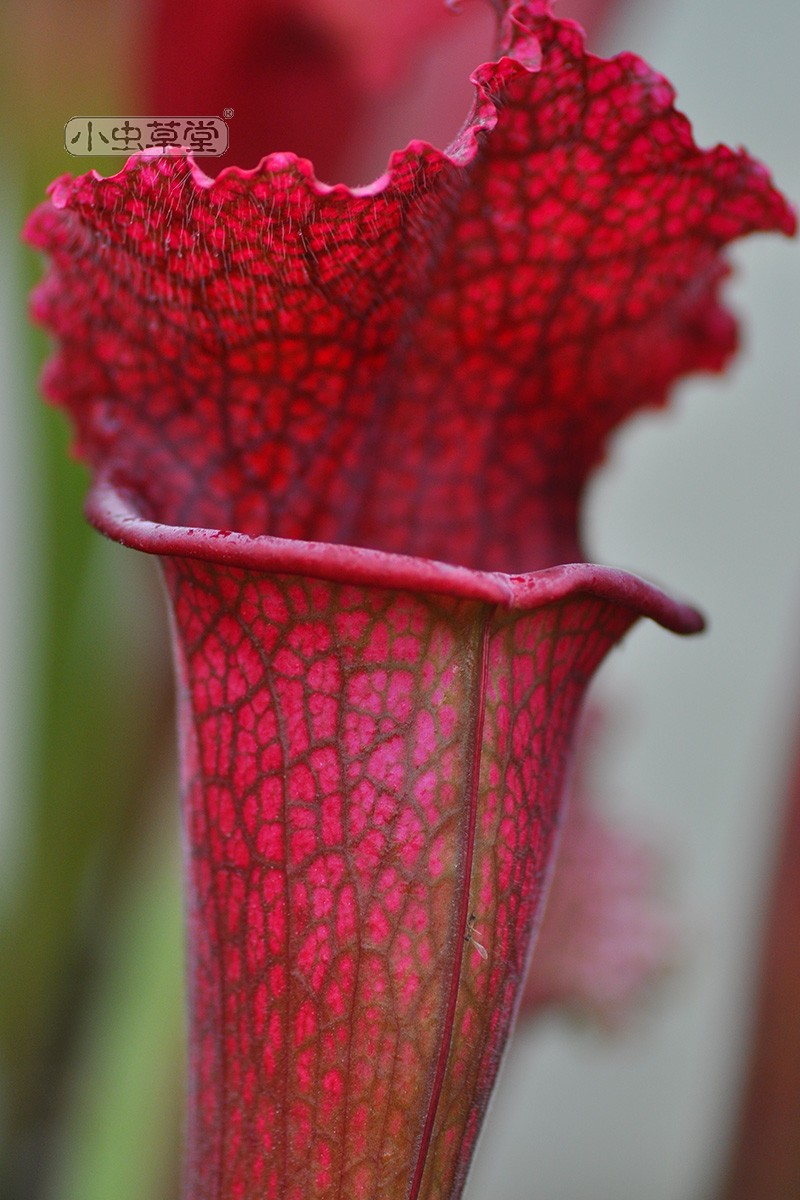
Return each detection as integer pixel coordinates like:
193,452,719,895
87,473,705,635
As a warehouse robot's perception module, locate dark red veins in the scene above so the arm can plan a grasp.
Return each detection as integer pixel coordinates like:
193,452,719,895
25,2,795,576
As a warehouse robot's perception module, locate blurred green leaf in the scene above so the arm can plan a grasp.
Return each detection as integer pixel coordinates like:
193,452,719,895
45,794,184,1200
0,6,182,1197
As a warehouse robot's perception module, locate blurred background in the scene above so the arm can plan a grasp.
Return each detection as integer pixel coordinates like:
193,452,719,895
0,1,797,1198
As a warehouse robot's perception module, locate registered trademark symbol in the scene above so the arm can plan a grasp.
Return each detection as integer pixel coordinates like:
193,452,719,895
222,107,234,119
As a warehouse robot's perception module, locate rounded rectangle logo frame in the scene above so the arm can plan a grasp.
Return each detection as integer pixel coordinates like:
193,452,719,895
65,117,230,157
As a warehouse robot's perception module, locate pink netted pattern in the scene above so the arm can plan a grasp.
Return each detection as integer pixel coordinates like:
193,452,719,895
25,2,794,573
23,3,793,1197
415,598,635,1197
165,554,641,1200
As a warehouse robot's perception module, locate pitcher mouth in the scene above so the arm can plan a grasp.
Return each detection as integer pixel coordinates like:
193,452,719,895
86,472,704,634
